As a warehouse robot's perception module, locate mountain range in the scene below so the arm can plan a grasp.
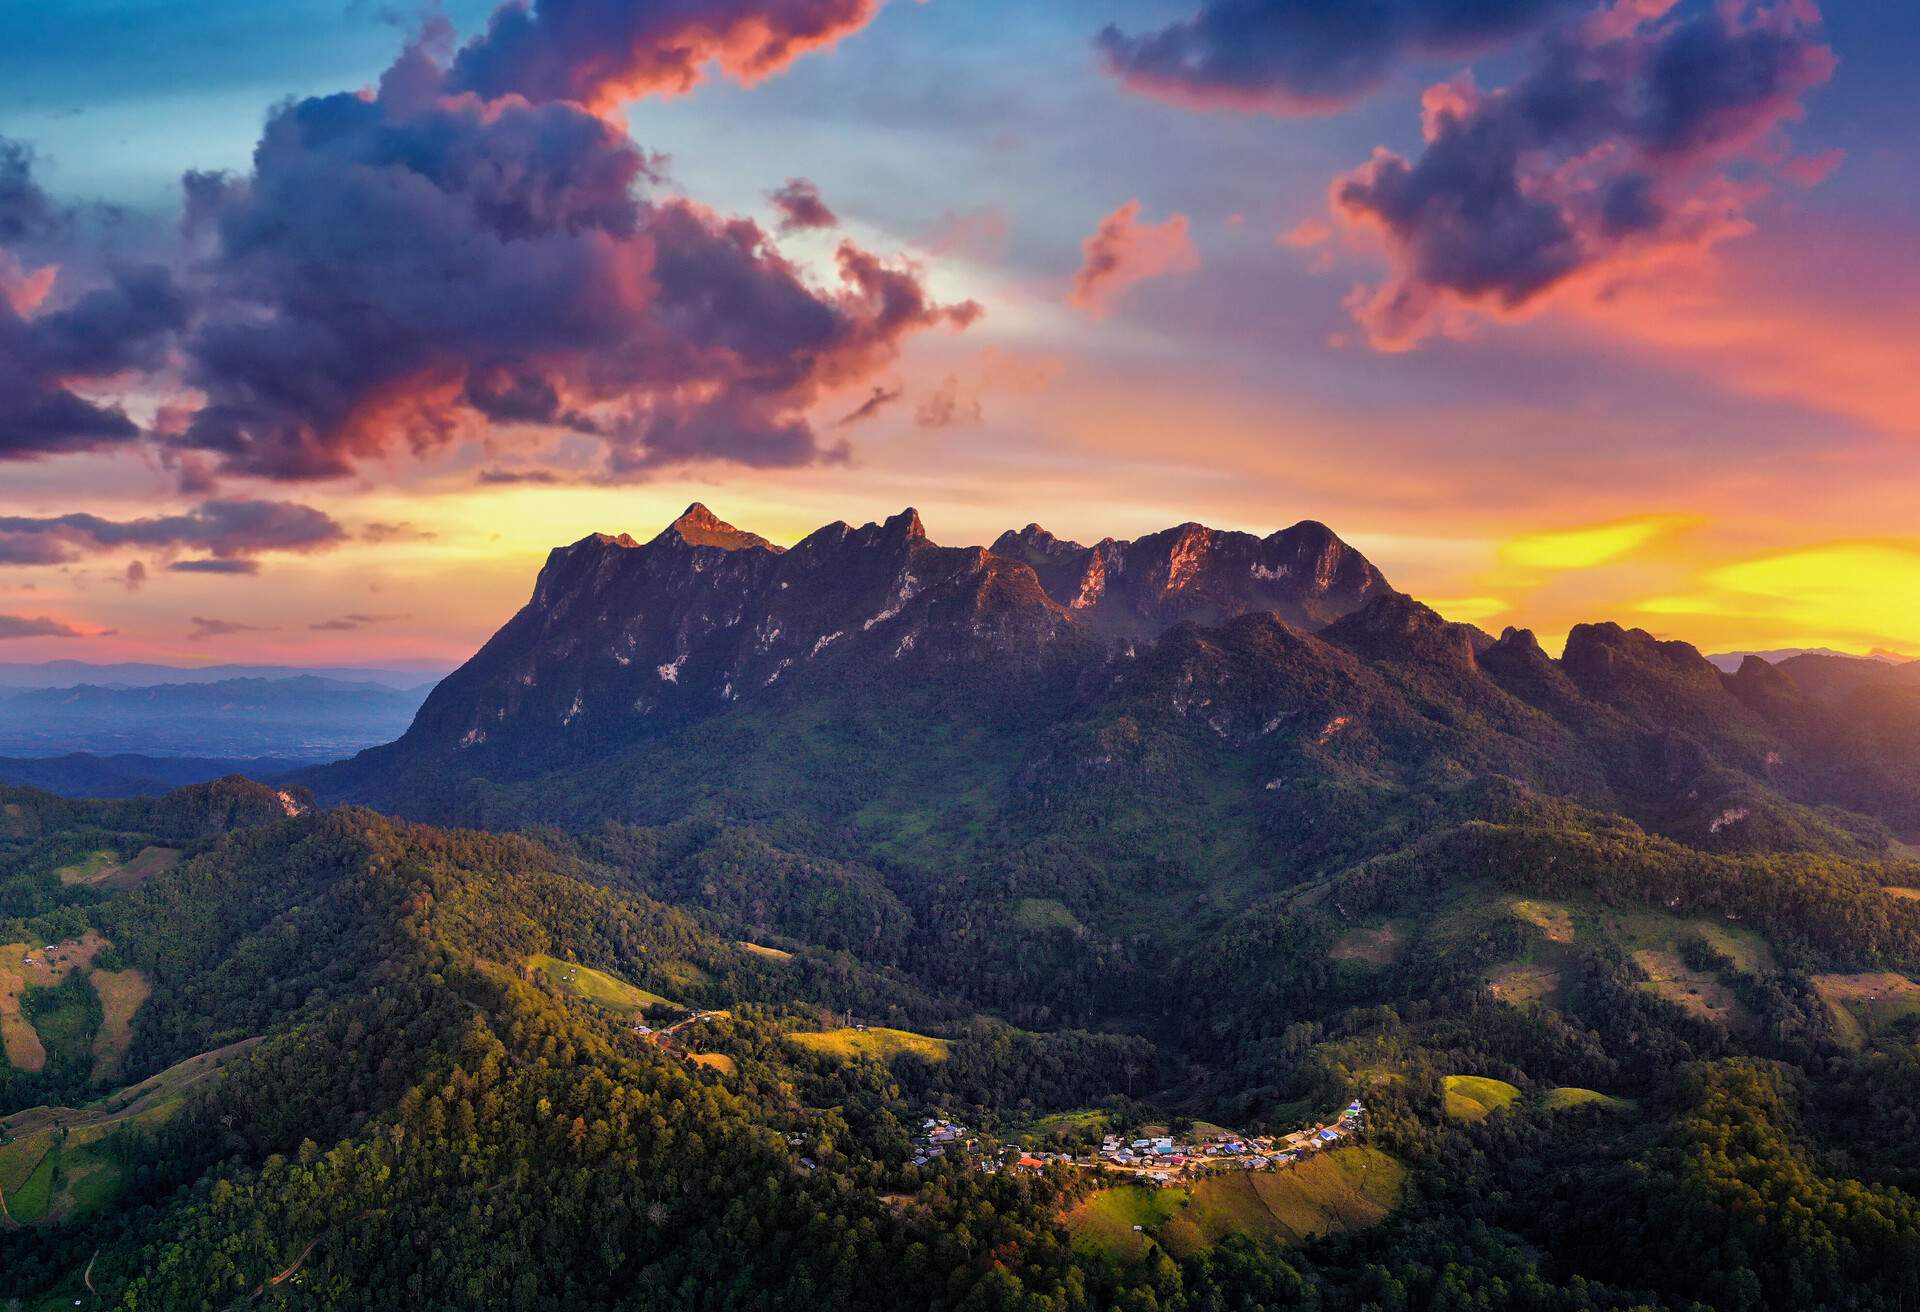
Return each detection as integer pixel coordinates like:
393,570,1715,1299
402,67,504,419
7,503,1920,1311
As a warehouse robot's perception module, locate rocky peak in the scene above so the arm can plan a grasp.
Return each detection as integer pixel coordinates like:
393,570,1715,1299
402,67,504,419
652,502,777,552
991,515,1391,639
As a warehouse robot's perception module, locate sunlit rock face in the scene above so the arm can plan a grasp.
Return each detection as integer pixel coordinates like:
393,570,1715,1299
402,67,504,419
989,518,1390,639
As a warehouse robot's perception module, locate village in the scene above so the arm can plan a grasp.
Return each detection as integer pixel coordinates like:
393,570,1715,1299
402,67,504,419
910,1101,1367,1185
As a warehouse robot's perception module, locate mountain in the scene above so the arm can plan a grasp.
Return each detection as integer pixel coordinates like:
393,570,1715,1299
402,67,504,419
0,660,451,690
309,504,1920,848
1706,647,1911,673
989,518,1390,638
0,675,434,759
12,505,1920,1310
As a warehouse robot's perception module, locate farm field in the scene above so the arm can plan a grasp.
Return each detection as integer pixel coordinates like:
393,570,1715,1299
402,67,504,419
736,941,793,960
1811,972,1920,1048
1,1037,260,1225
1443,1075,1520,1121
1066,1147,1405,1261
528,953,676,1014
790,1026,951,1063
88,968,151,1083
1,932,109,1073
56,845,180,890
1632,948,1749,1029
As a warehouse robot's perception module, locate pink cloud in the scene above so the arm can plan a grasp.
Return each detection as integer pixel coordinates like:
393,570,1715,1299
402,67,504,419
1069,201,1201,316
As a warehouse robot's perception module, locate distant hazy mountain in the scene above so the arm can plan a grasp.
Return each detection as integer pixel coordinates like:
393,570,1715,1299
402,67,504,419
0,751,319,798
0,660,450,690
1705,647,1909,673
0,675,434,758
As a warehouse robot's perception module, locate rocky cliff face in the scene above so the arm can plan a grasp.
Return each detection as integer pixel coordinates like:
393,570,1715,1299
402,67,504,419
989,518,1389,639
400,504,1081,762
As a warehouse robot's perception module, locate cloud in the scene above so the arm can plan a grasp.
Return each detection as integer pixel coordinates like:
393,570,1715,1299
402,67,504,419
0,613,87,639
769,178,839,233
0,499,346,566
915,376,982,429
836,384,902,427
447,0,887,113
1097,0,1575,116
186,615,277,642
1330,1,1836,349
174,22,977,484
361,521,437,543
168,558,262,575
1,142,189,460
120,560,146,591
477,468,566,486
309,611,410,632
1070,201,1201,315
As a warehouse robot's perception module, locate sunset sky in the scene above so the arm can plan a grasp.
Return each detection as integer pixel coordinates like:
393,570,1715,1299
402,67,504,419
2,0,1916,668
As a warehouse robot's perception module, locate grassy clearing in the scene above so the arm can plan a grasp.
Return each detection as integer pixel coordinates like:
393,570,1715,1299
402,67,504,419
688,1052,736,1075
1444,1075,1521,1122
57,844,181,890
1067,1148,1405,1262
89,967,150,1084
1543,1086,1636,1113
1632,948,1750,1029
1010,898,1082,933
737,941,793,960
1489,962,1564,1006
1511,899,1575,943
529,953,675,1014
790,1026,951,1063
1,1037,261,1226
1884,886,1920,902
51,849,119,885
1030,1109,1109,1139
1,933,109,1073
1811,972,1920,1049
1329,920,1409,966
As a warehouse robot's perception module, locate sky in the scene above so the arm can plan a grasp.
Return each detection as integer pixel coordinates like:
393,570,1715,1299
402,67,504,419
1,0,1917,668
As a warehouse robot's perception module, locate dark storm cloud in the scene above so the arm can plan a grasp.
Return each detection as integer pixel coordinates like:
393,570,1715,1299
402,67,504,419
1331,1,1836,346
0,138,61,243
176,20,977,484
0,499,347,566
769,178,840,233
1097,0,1575,116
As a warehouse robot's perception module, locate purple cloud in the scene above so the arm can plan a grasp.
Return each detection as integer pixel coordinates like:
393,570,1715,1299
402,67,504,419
1097,0,1576,116
175,26,978,483
1331,0,1836,347
770,178,840,233
0,499,346,566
